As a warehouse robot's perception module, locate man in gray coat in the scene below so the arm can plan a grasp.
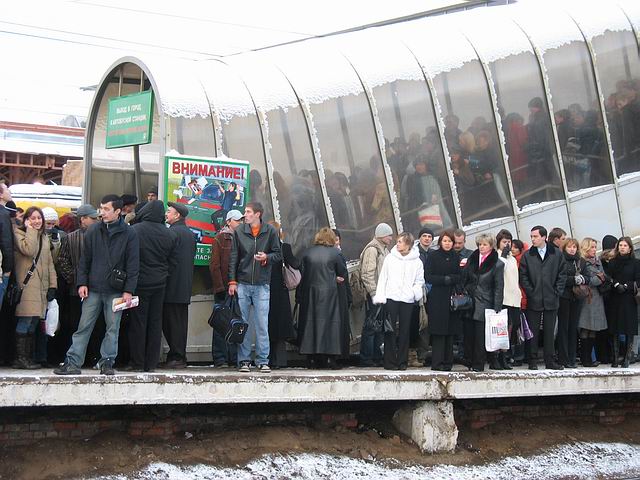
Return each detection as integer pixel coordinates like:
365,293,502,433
161,202,197,369
519,225,567,370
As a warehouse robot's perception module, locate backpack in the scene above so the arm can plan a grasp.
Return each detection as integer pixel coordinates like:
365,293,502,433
350,245,378,309
208,295,248,344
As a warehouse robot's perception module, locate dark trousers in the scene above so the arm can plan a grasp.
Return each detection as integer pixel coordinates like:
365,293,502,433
557,298,579,366
212,292,237,366
431,334,454,370
526,309,558,366
129,287,165,371
269,340,288,368
463,319,486,370
162,303,189,363
383,300,414,370
360,295,383,366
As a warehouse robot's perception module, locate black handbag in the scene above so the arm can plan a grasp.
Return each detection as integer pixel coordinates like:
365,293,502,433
99,229,127,291
208,295,248,344
6,236,43,307
363,303,383,333
450,289,473,312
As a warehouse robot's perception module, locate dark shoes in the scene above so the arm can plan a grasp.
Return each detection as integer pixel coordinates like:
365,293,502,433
100,360,115,376
545,362,564,371
53,361,81,375
528,363,538,370
160,359,187,369
119,364,144,372
564,363,578,369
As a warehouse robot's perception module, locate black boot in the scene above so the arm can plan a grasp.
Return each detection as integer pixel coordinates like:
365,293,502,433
488,352,502,370
612,336,620,368
622,336,634,368
12,334,39,370
499,351,512,370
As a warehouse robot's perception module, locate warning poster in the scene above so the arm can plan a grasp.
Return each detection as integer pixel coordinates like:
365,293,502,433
164,154,250,265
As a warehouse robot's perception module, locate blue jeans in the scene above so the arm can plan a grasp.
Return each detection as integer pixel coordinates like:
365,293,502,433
236,283,270,366
16,316,39,335
0,273,9,305
65,292,122,368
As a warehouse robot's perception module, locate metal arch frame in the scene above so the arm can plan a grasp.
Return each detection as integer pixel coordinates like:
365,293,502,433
511,19,576,236
460,32,522,237
401,43,464,230
619,4,640,47
82,57,166,205
565,11,626,235
341,53,403,234
274,65,337,229
217,60,281,225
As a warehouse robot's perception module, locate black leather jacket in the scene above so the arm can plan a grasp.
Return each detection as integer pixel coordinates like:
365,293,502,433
229,222,282,286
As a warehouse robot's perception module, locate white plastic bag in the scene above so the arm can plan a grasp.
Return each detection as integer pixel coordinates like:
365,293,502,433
484,309,509,352
45,299,59,337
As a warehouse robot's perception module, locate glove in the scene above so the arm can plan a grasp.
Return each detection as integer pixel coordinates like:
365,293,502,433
47,288,57,301
574,275,585,285
444,275,452,286
501,244,510,258
614,282,626,294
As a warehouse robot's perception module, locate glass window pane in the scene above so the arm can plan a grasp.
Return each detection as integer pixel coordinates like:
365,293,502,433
572,6,640,176
465,14,565,208
200,61,273,222
227,55,330,257
515,8,614,191
270,44,395,260
401,20,513,225
340,32,457,235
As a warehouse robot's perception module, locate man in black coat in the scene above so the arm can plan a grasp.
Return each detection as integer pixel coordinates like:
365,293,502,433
519,225,567,370
0,183,14,305
126,200,177,372
161,202,196,369
54,194,140,376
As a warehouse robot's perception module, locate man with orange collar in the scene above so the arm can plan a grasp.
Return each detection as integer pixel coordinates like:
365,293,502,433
228,202,281,373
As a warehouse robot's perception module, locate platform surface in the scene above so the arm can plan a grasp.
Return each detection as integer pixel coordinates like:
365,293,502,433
0,364,639,407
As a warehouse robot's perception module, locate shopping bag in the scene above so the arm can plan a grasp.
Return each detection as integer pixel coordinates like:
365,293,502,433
484,309,510,352
519,311,534,342
45,299,59,337
418,203,443,227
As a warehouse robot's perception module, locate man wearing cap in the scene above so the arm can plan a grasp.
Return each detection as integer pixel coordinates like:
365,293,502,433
0,183,14,306
208,209,243,367
359,222,394,367
56,204,100,363
161,202,197,369
120,194,138,217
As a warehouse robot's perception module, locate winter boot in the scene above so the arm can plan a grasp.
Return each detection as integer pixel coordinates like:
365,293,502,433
499,351,512,370
488,352,502,370
622,336,635,368
12,334,40,370
581,338,599,367
611,336,620,368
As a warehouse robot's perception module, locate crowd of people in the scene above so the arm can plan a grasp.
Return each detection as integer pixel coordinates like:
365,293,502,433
0,179,638,374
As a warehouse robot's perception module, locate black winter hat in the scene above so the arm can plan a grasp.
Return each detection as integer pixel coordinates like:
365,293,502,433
602,234,617,251
418,227,435,238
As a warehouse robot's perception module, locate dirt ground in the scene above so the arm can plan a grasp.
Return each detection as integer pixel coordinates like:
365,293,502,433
1,416,640,480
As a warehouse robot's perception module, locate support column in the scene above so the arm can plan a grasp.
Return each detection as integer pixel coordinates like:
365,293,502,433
392,401,458,453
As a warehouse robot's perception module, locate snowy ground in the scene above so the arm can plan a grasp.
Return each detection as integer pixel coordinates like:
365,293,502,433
85,442,640,480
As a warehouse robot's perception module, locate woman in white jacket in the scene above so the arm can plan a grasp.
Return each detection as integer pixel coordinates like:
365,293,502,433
373,232,425,370
496,229,522,370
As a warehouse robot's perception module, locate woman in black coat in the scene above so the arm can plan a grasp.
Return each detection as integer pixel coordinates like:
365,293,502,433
333,229,353,360
426,230,462,371
462,234,504,372
268,223,300,369
607,236,639,368
296,227,348,369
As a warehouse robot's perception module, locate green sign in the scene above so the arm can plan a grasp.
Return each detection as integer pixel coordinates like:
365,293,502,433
195,244,212,266
106,90,154,149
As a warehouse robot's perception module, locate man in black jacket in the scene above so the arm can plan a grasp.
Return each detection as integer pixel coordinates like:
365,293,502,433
228,202,281,373
55,194,140,375
125,200,177,372
161,202,196,369
0,183,14,305
519,225,567,370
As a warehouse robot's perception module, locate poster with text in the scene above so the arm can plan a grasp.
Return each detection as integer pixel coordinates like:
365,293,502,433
164,154,250,265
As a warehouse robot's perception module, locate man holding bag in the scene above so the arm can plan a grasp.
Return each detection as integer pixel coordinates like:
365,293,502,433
54,195,139,376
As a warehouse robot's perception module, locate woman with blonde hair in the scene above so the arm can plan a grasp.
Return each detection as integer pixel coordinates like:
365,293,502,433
296,227,348,369
373,232,424,370
577,237,608,367
12,206,57,369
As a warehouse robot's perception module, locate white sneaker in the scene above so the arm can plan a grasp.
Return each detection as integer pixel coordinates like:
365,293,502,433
257,364,271,373
238,362,251,373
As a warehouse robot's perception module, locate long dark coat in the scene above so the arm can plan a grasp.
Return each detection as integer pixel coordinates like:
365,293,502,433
560,252,587,301
164,219,197,304
336,249,352,358
463,249,504,321
519,242,567,311
425,247,462,336
268,242,299,343
296,245,348,355
607,254,639,335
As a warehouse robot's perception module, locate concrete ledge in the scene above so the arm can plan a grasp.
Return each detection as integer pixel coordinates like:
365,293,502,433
0,366,639,407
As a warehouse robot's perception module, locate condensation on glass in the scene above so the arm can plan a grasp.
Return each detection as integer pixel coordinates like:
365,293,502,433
571,5,640,177
226,55,330,257
339,31,458,235
270,42,395,260
515,8,614,192
463,13,565,209
400,19,513,225
200,60,273,223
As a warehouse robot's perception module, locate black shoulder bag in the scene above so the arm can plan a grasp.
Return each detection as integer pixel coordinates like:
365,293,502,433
99,228,127,291
6,235,43,307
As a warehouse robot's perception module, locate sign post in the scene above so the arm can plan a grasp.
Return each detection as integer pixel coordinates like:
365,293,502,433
106,90,154,149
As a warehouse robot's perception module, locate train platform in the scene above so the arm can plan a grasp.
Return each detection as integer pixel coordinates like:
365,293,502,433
1,364,639,408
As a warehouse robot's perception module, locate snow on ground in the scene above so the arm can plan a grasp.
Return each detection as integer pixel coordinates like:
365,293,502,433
85,442,640,480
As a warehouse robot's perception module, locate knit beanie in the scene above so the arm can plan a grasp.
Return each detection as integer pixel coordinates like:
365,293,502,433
602,234,617,251
374,223,393,238
42,207,59,222
418,227,435,238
